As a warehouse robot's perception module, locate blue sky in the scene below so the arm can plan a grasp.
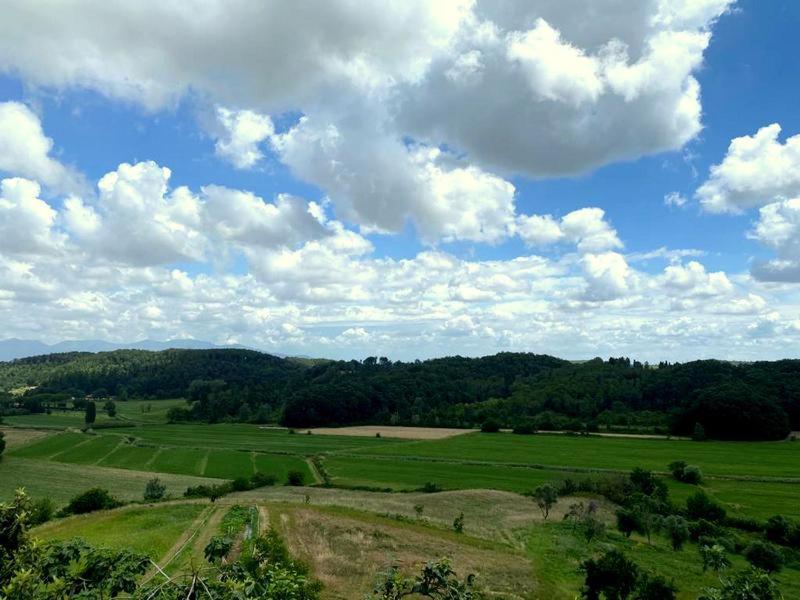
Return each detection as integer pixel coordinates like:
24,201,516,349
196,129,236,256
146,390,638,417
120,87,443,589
0,0,799,360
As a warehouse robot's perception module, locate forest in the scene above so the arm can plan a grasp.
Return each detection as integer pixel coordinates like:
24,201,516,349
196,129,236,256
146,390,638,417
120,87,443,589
1,349,797,441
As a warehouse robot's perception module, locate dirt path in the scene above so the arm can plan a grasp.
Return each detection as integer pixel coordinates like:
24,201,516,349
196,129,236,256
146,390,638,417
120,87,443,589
143,504,216,582
306,457,324,484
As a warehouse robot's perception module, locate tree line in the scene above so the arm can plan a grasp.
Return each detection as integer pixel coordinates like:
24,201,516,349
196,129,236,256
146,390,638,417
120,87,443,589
1,350,797,440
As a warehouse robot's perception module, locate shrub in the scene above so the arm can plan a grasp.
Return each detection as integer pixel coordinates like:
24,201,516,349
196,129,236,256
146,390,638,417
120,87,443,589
661,515,689,551
581,549,638,600
286,470,305,486
532,483,558,519
480,419,500,433
28,498,54,526
62,488,122,515
143,478,166,502
682,465,702,484
692,423,706,441
616,508,643,539
686,491,726,522
512,421,537,435
635,573,677,600
420,481,442,493
166,406,191,422
204,535,233,564
232,477,250,492
250,472,277,488
700,567,781,600
452,512,464,533
744,540,784,573
689,519,720,542
699,543,730,573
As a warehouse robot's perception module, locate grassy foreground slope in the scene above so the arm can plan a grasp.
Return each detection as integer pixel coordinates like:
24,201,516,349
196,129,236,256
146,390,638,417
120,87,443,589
29,487,800,600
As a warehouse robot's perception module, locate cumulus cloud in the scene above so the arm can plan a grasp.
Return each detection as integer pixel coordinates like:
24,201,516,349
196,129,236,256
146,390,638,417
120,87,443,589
0,101,82,193
64,161,206,266
203,186,329,248
580,251,636,300
517,207,621,252
664,191,688,208
0,177,65,255
697,124,800,213
273,116,516,242
749,198,800,282
213,107,274,169
661,261,733,296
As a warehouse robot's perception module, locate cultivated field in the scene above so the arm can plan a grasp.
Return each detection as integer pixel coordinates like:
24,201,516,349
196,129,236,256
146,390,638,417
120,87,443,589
303,425,475,439
8,430,314,482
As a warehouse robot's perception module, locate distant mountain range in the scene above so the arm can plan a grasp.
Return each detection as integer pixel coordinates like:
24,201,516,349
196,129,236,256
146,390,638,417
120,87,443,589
0,338,254,362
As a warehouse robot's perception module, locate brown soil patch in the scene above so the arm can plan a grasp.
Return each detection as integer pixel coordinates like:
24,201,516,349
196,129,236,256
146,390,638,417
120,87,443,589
303,426,475,440
0,427,50,449
272,505,536,599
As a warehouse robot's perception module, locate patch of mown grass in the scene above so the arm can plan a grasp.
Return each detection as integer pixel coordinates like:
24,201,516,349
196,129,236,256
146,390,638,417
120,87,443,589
32,503,206,559
149,447,207,476
99,443,159,469
130,423,410,454
9,432,87,459
0,456,224,505
355,432,800,480
55,435,121,464
204,450,254,479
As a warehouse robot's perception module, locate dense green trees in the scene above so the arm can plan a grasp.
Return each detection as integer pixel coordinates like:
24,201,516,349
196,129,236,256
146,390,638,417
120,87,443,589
2,350,797,440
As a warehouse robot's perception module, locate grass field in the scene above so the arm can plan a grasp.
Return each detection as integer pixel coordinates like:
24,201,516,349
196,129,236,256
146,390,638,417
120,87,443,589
8,430,314,483
353,431,800,479
2,399,189,429
0,456,224,503
33,502,207,559
129,423,409,453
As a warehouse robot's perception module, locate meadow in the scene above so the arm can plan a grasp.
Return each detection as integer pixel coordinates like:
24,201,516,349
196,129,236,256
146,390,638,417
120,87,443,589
5,411,800,599
8,429,313,482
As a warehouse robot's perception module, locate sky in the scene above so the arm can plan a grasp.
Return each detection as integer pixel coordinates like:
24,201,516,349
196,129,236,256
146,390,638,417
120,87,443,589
1,0,800,361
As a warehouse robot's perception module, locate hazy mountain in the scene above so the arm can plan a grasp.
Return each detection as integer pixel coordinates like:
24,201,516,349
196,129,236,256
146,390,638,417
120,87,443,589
0,338,250,362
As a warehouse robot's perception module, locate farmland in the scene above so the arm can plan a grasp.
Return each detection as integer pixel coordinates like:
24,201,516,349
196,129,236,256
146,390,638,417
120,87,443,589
3,413,800,598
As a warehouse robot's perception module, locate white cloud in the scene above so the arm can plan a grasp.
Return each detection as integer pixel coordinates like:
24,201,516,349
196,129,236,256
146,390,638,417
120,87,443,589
749,198,800,282
214,107,274,169
517,207,621,252
697,124,800,213
273,117,517,243
203,186,329,248
64,161,206,266
580,251,636,300
0,178,64,255
664,191,688,207
661,261,733,297
0,101,82,193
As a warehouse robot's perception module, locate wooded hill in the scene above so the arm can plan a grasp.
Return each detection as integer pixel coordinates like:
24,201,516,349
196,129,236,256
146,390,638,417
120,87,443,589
1,350,797,441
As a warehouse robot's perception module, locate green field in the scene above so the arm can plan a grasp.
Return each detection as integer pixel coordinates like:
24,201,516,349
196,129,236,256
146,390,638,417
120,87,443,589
352,432,800,479
33,502,207,559
129,423,407,453
7,430,313,483
2,399,189,428
0,456,224,504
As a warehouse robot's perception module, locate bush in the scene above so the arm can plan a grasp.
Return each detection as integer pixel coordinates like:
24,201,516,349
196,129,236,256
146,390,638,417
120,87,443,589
701,567,781,600
682,465,703,484
62,488,122,515
184,482,233,501
512,421,537,435
744,541,784,573
232,477,250,492
635,573,677,600
661,515,690,551
532,483,558,519
689,519,720,542
250,472,277,488
616,508,643,538
204,535,234,564
286,470,305,486
581,549,639,600
686,491,726,522
143,478,166,502
166,406,191,422
453,512,464,533
28,498,55,526
420,481,442,493
480,419,501,433
699,543,731,573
